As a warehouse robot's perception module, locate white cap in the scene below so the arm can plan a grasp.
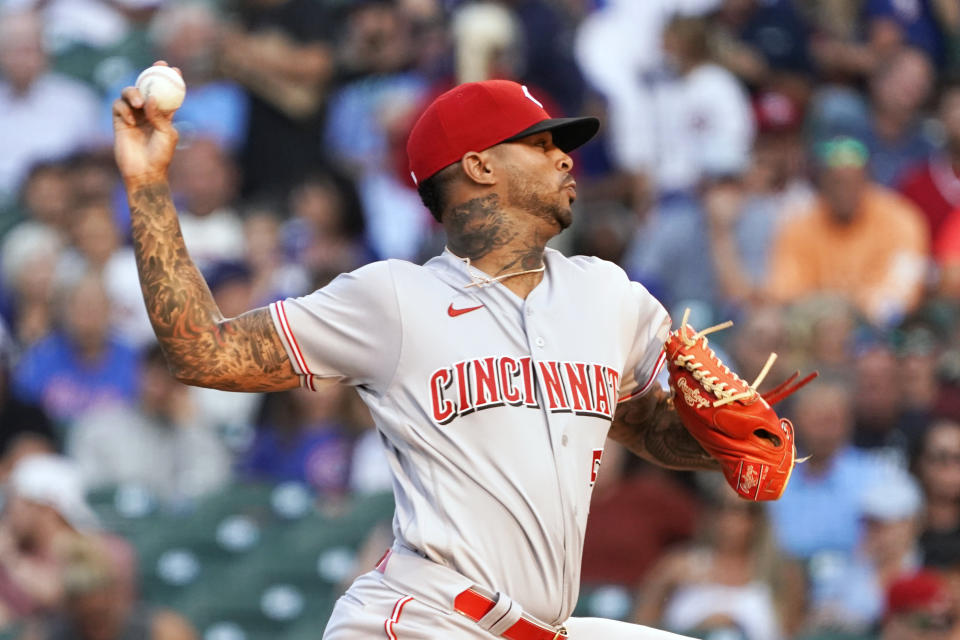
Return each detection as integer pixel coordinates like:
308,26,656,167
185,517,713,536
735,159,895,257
861,470,923,522
9,455,99,531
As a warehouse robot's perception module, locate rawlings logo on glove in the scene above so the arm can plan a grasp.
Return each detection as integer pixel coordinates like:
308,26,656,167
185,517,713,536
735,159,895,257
666,310,817,501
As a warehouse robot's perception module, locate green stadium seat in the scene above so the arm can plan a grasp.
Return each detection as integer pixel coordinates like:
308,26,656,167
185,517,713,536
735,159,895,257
572,584,634,621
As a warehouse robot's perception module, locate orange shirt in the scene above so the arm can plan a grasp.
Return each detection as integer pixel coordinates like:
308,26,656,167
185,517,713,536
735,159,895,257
767,185,929,323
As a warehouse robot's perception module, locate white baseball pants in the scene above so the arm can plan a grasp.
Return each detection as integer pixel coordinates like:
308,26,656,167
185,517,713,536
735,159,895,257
323,570,695,639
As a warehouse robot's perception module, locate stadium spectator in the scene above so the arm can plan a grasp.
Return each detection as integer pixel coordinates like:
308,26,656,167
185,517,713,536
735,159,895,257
654,14,757,193
326,0,422,171
880,569,958,640
726,305,793,394
581,442,700,589
325,0,429,261
64,153,121,218
240,386,354,496
0,10,100,207
704,90,814,307
712,0,813,86
574,0,723,214
914,420,960,569
809,0,943,77
56,201,151,349
0,320,56,480
68,344,231,506
0,161,72,242
144,3,248,153
12,273,139,426
770,377,888,560
620,14,755,307
242,208,310,308
765,136,929,326
899,323,944,438
864,48,936,187
1,0,158,52
939,0,960,74
898,79,960,240
218,0,336,199
635,480,804,640
804,470,925,633
0,222,62,348
282,172,370,276
863,0,946,68
852,339,914,465
19,535,196,640
168,138,245,273
787,295,862,374
0,455,134,629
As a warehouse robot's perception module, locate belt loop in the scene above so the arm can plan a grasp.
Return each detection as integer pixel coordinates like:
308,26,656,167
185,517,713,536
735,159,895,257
477,592,522,636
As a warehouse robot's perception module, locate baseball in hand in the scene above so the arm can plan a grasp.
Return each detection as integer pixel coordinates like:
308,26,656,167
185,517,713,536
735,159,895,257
135,65,186,112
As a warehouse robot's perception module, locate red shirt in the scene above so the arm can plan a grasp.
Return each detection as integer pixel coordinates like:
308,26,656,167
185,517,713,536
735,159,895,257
581,471,700,587
898,155,960,239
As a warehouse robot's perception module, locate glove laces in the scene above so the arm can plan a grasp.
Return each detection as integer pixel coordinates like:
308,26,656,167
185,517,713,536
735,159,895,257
673,308,778,408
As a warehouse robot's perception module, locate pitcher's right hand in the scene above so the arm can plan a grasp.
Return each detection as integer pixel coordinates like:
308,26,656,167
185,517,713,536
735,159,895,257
112,61,180,187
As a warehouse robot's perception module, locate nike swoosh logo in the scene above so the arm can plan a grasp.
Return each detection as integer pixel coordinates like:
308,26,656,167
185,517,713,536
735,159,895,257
448,303,484,317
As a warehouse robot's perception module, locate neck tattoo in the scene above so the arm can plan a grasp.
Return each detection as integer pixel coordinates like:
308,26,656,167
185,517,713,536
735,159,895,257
446,247,545,289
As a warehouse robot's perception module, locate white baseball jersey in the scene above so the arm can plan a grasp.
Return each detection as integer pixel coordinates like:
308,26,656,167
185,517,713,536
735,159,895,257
269,247,669,625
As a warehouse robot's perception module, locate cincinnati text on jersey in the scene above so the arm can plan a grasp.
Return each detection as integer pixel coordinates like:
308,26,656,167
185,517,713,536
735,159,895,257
428,357,621,425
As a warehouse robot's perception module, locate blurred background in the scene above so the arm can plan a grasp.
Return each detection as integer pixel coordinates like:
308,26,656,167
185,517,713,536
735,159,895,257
2,0,960,639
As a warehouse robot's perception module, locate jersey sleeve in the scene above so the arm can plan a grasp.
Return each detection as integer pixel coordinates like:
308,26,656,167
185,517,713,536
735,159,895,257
618,281,671,402
268,261,401,392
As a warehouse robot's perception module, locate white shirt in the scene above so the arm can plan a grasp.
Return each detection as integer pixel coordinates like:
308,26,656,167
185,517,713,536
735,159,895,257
653,64,756,191
269,248,669,624
69,404,233,504
574,0,724,181
0,74,100,198
177,207,246,271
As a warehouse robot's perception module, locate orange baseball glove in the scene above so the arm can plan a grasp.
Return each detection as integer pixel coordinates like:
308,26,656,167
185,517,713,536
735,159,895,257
665,310,816,501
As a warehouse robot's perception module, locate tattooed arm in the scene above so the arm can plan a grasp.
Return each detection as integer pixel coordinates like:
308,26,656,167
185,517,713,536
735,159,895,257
610,388,718,471
113,68,299,392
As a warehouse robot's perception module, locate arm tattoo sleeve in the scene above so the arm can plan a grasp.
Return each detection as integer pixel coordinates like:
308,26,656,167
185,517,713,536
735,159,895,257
128,182,298,392
610,389,719,471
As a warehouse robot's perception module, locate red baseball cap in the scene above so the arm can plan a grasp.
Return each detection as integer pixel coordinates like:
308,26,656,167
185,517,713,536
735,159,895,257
407,80,599,185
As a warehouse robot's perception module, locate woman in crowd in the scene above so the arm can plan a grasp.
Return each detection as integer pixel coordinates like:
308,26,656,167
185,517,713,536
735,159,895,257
634,480,805,640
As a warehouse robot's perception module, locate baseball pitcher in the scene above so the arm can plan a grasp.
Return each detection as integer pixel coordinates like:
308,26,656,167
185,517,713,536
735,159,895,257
113,65,808,639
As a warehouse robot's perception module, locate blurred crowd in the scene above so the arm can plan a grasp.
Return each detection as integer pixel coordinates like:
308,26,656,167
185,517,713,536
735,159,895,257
3,0,960,638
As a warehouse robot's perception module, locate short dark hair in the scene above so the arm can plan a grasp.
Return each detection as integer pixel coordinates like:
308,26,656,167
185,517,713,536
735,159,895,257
417,164,458,222
937,74,960,106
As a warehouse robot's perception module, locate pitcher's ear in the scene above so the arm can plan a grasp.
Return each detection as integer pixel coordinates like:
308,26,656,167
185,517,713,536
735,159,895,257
460,150,497,186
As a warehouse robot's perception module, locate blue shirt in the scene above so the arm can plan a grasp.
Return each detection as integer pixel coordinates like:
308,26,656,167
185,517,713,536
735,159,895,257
865,0,944,65
101,77,249,152
864,120,935,187
240,422,353,494
769,447,888,559
12,332,139,426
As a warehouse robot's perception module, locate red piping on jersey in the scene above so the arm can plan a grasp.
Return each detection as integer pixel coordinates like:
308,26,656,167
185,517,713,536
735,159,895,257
454,588,567,639
274,301,316,391
618,349,666,404
384,596,414,640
